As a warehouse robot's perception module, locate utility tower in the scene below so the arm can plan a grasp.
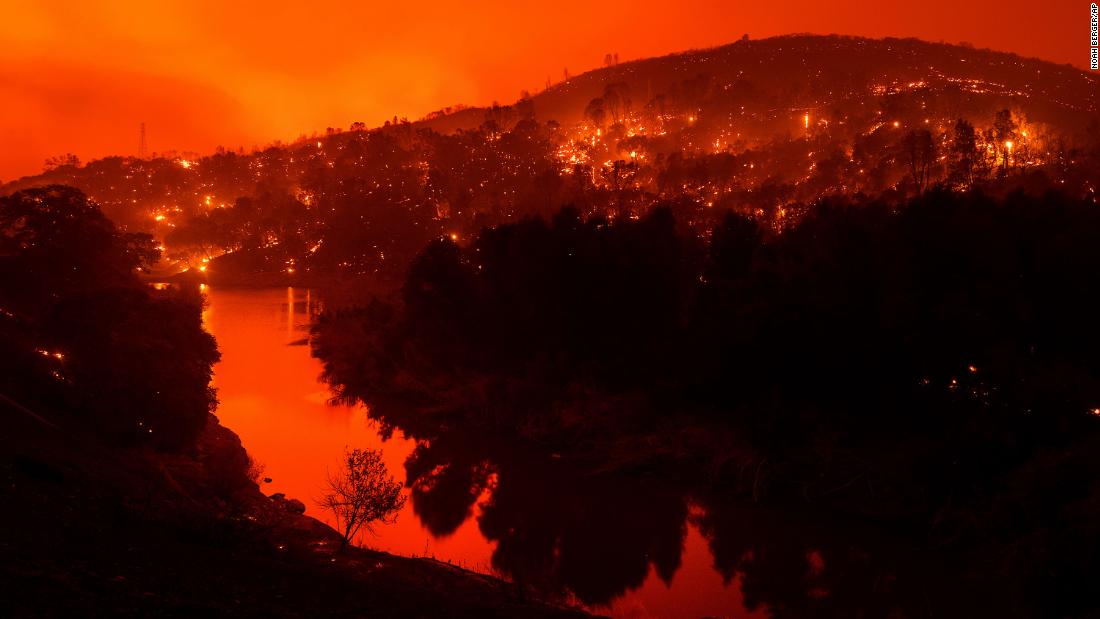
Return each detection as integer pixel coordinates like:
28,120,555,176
138,122,148,159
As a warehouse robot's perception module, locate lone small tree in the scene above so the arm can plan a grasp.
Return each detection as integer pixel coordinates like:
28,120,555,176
318,448,406,551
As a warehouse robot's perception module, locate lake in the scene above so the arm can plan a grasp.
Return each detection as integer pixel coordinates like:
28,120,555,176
204,286,755,619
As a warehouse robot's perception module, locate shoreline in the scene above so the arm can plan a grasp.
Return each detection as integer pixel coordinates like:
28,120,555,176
0,401,594,618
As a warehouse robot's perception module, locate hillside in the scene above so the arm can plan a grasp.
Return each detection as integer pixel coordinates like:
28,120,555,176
418,34,1098,133
0,406,594,618
0,185,590,617
7,32,1100,617
2,34,1097,286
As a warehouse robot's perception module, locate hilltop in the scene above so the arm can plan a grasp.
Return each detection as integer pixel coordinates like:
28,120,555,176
2,34,1097,287
417,34,1098,133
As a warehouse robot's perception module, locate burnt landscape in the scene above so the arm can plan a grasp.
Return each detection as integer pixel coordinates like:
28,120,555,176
3,16,1100,619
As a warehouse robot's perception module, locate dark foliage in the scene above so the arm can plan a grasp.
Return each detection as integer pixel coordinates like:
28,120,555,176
315,190,1100,615
0,186,219,451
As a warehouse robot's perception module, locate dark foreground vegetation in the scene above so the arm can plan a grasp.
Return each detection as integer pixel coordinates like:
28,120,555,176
0,187,589,618
0,186,218,451
315,188,1100,617
4,34,1099,617
0,410,590,618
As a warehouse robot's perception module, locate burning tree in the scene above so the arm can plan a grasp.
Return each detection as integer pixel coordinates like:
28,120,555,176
318,448,406,550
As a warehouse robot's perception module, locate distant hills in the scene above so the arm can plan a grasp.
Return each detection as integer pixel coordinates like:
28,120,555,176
3,34,1097,285
417,34,1098,134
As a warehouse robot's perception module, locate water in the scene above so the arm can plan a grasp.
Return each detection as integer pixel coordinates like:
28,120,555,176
204,286,754,619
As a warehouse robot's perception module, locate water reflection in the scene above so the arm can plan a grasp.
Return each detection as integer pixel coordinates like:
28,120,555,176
406,433,689,604
203,287,493,570
402,427,960,618
205,287,760,618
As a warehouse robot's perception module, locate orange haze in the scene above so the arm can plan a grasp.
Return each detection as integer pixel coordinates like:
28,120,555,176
0,0,1087,182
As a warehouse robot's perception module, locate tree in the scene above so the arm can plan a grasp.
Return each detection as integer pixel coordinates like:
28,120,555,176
949,119,978,188
0,185,160,312
43,153,80,171
584,97,607,129
0,186,218,451
901,129,935,194
318,448,406,550
993,109,1018,171
603,82,632,124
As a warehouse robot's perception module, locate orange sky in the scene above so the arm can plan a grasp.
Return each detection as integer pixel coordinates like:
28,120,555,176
0,0,1087,182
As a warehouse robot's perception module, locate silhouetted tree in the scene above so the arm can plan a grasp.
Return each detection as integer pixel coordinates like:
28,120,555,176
901,128,935,193
43,154,80,172
315,190,1100,614
993,108,1019,171
0,186,218,450
949,119,979,187
584,98,606,129
602,82,632,124
318,448,406,551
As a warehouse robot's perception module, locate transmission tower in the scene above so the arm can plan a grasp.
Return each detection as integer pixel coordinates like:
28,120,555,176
138,122,148,159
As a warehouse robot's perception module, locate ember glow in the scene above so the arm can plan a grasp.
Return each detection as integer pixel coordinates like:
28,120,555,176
0,0,1083,182
4,5,1100,619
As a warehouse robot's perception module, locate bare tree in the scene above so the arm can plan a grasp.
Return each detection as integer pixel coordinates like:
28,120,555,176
318,448,406,551
602,82,631,124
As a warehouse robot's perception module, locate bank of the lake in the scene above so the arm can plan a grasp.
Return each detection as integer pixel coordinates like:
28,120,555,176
204,286,756,619
0,279,592,618
0,387,592,618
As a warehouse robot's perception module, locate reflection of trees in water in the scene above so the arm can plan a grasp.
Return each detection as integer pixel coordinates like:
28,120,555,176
346,434,1100,618
315,191,1100,616
405,433,688,605
405,429,1039,616
403,432,972,616
694,490,940,619
405,437,493,537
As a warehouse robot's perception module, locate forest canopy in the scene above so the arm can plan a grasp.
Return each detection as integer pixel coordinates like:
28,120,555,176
0,186,219,451
315,189,1100,616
